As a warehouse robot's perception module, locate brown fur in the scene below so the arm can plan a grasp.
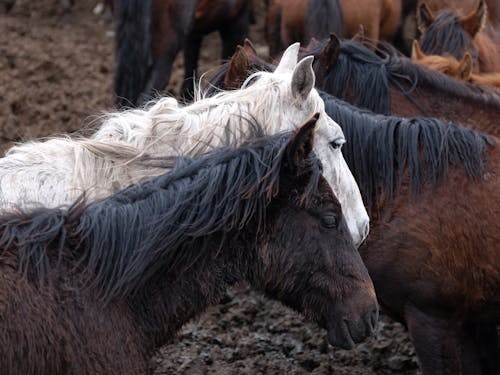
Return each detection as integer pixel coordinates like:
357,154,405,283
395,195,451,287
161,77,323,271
412,40,500,88
417,0,500,73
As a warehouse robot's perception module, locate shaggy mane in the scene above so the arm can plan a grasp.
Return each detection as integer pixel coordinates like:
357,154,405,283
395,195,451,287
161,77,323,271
0,129,322,304
320,91,493,210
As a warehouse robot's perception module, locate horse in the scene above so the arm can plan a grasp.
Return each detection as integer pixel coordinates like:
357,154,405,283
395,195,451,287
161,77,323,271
0,117,379,374
417,0,500,73
320,92,500,375
203,57,500,374
112,0,252,107
265,0,345,57
265,0,401,57
207,36,500,136
304,35,500,135
411,39,500,89
0,43,370,248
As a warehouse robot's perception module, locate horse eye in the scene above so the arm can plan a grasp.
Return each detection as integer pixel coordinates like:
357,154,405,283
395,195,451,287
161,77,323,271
321,212,338,228
330,139,345,150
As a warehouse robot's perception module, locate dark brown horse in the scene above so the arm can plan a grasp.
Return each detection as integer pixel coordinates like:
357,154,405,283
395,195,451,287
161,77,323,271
0,116,378,374
112,0,251,107
203,55,500,374
321,92,500,375
305,35,500,136
417,0,500,73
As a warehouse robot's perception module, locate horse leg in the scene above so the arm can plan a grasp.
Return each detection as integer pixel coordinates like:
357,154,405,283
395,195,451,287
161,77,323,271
180,34,202,100
405,304,482,375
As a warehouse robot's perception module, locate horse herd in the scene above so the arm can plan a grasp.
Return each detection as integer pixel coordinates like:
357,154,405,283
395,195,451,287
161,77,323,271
1,0,499,374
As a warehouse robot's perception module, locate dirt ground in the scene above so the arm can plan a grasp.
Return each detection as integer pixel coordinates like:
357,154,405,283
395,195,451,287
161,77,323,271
0,0,420,373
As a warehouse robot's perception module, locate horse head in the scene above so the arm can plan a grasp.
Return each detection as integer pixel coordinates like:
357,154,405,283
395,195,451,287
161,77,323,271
259,114,378,349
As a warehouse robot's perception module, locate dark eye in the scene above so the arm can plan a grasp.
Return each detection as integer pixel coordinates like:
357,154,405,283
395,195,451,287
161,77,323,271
330,139,345,150
321,212,338,228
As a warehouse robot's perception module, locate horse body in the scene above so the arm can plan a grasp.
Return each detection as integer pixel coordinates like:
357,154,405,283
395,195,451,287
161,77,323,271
265,0,344,57
0,120,378,374
321,92,500,374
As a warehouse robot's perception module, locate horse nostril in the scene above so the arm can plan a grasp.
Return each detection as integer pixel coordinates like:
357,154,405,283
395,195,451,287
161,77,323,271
363,221,370,240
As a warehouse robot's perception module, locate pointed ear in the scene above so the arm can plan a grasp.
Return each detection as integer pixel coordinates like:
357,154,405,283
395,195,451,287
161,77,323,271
321,34,341,72
352,25,365,41
417,2,435,34
411,40,426,60
275,42,300,74
242,38,258,56
461,0,487,37
458,53,473,79
285,113,319,174
291,56,315,100
224,46,250,89
305,37,320,51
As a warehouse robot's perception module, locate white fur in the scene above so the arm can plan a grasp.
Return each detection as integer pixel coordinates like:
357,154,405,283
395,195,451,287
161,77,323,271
0,44,369,246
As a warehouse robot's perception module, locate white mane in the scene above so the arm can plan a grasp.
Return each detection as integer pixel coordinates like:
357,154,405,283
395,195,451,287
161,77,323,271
0,43,370,247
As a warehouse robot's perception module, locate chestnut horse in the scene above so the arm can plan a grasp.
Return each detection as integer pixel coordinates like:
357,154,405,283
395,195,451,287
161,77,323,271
266,0,401,57
265,0,345,57
0,118,378,374
112,0,251,107
417,0,500,73
202,56,500,374
411,40,500,89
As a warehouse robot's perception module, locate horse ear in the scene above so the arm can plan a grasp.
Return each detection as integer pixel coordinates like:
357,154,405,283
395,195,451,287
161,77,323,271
224,46,249,89
461,0,487,37
458,53,473,79
285,113,319,174
242,38,258,56
411,40,426,60
321,34,341,72
352,25,365,41
417,2,435,33
275,42,300,74
291,56,316,100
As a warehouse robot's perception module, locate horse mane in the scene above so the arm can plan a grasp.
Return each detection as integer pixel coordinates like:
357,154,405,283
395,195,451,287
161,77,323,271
0,128,322,305
309,39,500,114
419,9,476,61
320,91,494,210
305,0,344,41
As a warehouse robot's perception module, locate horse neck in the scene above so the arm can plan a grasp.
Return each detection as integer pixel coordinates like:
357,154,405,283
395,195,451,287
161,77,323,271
131,231,259,349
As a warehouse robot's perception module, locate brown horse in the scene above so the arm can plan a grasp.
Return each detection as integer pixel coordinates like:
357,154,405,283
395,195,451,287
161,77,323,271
305,35,500,136
112,0,251,107
266,0,401,56
412,40,500,88
265,0,345,57
417,0,500,73
0,117,378,374
202,57,500,374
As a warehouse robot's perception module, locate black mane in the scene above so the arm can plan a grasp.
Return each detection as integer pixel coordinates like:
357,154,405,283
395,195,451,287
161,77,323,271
319,91,493,210
308,39,500,115
0,129,322,304
419,9,477,61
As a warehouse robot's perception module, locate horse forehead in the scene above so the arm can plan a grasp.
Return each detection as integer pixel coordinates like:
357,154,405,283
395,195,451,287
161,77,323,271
316,114,344,140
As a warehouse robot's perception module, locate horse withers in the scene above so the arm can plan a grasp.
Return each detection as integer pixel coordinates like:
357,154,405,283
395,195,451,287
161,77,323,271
0,116,378,374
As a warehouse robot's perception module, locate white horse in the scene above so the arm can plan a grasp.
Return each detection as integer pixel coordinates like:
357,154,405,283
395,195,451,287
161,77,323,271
0,43,370,247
